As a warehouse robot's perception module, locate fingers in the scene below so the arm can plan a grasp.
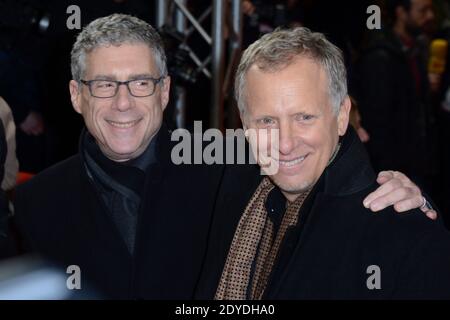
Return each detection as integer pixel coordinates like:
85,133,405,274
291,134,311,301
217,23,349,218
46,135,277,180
19,125,33,135
425,210,438,220
376,170,405,185
365,186,416,212
20,111,45,136
20,124,44,136
377,170,395,180
363,174,403,209
366,171,419,205
376,173,391,184
377,170,410,185
419,197,438,220
392,195,425,212
365,171,437,220
31,124,44,135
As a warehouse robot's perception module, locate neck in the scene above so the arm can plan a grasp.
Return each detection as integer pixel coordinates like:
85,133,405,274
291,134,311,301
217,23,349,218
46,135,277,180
282,191,301,203
102,150,137,163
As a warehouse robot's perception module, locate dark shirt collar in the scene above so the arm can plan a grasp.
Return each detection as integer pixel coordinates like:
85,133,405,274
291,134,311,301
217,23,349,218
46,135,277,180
322,126,376,196
265,187,287,234
85,130,158,172
81,126,160,194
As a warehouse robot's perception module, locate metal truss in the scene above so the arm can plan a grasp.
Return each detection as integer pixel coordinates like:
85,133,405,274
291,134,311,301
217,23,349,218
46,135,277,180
156,0,243,130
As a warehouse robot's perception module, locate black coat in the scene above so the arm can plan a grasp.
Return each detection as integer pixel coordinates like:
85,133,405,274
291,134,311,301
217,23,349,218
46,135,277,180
196,127,450,299
357,30,437,179
14,126,224,299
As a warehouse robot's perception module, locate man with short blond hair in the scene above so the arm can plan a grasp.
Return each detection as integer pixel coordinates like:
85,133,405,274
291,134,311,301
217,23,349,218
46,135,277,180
197,27,450,299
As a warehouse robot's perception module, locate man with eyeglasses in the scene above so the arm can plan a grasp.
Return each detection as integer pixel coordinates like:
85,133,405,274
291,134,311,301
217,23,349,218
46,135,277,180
14,14,222,299
13,14,437,299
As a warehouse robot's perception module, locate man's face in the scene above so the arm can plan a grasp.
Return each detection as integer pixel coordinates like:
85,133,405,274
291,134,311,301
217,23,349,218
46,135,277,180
69,43,170,162
405,0,434,34
241,56,350,202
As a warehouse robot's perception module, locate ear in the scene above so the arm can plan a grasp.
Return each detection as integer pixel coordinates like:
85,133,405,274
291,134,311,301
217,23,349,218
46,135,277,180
160,76,171,111
337,96,351,136
69,80,82,114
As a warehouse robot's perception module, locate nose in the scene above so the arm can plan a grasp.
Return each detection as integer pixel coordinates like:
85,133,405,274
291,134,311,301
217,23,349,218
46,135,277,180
113,83,133,112
278,120,296,156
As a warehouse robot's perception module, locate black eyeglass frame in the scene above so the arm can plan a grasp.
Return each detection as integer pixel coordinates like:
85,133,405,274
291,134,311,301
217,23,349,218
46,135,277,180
80,76,165,98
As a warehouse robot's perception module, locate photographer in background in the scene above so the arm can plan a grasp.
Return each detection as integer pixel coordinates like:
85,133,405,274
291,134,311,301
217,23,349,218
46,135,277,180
0,0,47,173
358,0,438,194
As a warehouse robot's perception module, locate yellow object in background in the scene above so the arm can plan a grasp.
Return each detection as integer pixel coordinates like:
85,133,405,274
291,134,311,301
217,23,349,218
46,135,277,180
428,39,448,74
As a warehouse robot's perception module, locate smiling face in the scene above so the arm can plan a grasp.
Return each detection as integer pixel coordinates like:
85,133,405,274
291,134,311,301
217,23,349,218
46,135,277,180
69,43,170,162
241,56,350,201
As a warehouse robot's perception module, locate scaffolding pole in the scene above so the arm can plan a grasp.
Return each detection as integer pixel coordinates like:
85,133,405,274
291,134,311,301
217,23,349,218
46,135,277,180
156,0,243,130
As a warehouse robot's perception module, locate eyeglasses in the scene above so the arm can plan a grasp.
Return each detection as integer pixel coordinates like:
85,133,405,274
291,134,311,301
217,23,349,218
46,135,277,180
80,76,165,98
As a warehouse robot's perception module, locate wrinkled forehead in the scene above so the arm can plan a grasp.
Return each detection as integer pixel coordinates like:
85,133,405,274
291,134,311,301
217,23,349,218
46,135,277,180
246,57,331,99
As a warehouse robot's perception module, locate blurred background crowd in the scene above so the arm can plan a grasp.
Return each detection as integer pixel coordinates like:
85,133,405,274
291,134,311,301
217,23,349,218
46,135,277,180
1,0,450,258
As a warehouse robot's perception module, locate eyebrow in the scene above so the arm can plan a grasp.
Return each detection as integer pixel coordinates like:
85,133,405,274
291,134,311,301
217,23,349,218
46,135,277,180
128,73,157,80
293,111,317,117
92,75,116,81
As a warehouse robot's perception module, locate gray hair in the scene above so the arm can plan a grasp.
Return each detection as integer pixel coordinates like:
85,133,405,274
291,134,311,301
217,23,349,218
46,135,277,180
235,27,348,115
71,14,167,81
